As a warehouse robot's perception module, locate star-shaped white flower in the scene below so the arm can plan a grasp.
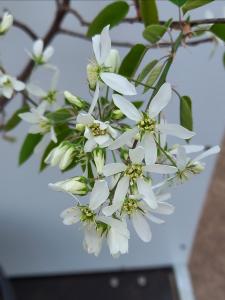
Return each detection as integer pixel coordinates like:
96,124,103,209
120,192,174,243
109,83,195,165
0,72,25,99
19,101,57,143
87,25,136,114
77,112,117,152
102,146,177,215
174,145,220,182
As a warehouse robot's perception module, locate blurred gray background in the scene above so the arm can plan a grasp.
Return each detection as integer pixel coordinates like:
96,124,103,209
0,1,224,276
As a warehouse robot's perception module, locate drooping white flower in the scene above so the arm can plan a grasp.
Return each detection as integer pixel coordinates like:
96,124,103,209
102,146,177,215
30,39,54,64
0,12,13,35
109,83,195,165
77,112,117,152
60,180,110,256
87,25,136,113
19,101,57,142
120,192,174,242
49,176,89,195
98,216,130,257
174,145,220,182
0,72,25,99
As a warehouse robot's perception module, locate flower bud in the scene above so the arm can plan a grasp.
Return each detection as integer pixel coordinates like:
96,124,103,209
45,143,68,166
59,147,75,170
87,63,99,90
64,91,86,109
105,49,120,73
111,109,124,120
49,176,89,195
76,123,85,132
93,148,105,174
0,12,13,35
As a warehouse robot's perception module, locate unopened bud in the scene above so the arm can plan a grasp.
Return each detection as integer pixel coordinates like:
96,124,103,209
93,148,105,174
45,143,68,166
87,63,99,90
76,123,85,132
105,49,120,73
0,12,13,35
111,109,124,120
49,176,89,195
64,91,86,109
59,147,75,170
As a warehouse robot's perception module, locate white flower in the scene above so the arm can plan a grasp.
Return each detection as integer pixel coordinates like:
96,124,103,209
120,193,174,242
102,146,177,215
60,180,109,256
45,142,75,170
98,216,130,257
19,101,57,142
77,112,117,152
174,145,220,182
0,12,13,35
87,25,136,114
0,72,25,99
109,83,195,165
31,39,54,64
49,176,89,195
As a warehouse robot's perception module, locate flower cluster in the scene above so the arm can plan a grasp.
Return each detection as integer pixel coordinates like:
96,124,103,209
1,15,219,257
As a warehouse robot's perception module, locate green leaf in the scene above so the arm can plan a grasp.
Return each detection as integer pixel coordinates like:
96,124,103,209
87,1,129,37
180,96,193,133
46,109,73,125
144,63,164,93
139,0,159,26
19,133,43,165
182,0,214,15
169,0,187,7
119,44,147,78
132,101,144,109
143,24,167,44
136,59,158,86
210,24,225,42
4,105,29,132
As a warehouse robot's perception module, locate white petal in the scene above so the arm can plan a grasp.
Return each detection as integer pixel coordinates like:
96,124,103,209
2,87,13,99
19,112,39,123
194,146,220,162
43,46,54,61
171,145,204,155
157,123,195,139
26,83,46,97
36,101,48,115
144,164,177,174
137,178,157,209
50,126,57,143
154,202,175,215
176,146,188,169
12,79,25,91
99,216,129,237
129,146,145,164
29,124,41,134
84,139,96,152
132,212,151,242
109,127,139,150
92,34,101,65
33,39,43,57
112,94,141,122
83,224,102,256
99,25,111,64
103,163,126,177
147,215,165,224
88,82,99,114
142,133,157,165
94,134,110,146
148,83,172,118
156,193,171,202
100,72,137,95
77,113,94,125
89,180,109,210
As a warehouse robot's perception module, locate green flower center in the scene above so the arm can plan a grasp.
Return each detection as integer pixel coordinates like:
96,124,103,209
80,206,96,223
138,113,156,133
39,118,51,133
43,90,57,104
90,123,107,136
122,198,138,215
125,164,143,183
